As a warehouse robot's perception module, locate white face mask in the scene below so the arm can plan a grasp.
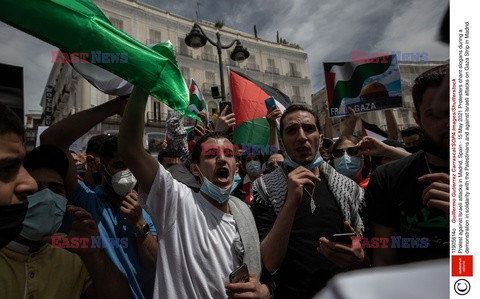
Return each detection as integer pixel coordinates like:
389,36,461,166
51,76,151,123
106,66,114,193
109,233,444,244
107,169,137,196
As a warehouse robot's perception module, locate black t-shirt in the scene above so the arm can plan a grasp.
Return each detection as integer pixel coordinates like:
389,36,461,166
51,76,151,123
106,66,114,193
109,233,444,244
252,172,344,299
365,151,449,263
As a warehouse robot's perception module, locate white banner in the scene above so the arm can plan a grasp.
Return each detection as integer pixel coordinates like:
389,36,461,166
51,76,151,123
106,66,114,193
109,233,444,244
450,0,479,297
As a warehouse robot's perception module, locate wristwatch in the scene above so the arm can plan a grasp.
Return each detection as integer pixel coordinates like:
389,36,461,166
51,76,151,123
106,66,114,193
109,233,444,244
134,223,150,238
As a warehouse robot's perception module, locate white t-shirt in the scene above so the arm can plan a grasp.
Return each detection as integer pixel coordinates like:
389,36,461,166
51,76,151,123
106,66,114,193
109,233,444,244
139,163,242,299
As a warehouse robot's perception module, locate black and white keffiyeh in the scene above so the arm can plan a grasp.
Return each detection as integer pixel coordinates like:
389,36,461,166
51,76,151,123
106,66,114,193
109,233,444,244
252,162,366,236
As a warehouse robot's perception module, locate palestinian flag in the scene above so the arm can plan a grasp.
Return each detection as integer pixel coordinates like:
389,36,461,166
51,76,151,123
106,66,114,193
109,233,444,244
361,119,387,141
324,55,397,118
188,79,209,122
229,69,291,147
0,0,195,119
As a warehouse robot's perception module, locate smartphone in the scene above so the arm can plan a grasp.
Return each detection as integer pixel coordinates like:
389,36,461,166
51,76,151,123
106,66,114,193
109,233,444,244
264,96,276,111
229,263,249,283
219,101,233,115
328,232,357,244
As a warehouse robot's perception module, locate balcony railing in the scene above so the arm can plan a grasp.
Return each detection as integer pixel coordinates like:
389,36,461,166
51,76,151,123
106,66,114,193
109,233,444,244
177,48,192,58
146,39,162,45
288,70,301,78
202,82,217,95
265,66,279,75
246,63,260,71
146,112,168,124
104,114,122,124
291,95,305,103
201,53,217,62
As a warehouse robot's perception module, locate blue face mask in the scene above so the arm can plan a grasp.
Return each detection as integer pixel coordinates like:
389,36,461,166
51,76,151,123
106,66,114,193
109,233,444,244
246,160,262,177
20,188,67,241
284,152,324,170
199,171,242,204
334,155,362,178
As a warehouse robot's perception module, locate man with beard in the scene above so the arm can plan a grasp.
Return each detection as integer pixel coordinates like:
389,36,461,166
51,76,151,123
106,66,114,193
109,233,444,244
365,64,449,266
250,104,368,298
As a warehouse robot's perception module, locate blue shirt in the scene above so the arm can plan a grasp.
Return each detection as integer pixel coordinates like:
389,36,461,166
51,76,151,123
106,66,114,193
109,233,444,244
68,182,157,299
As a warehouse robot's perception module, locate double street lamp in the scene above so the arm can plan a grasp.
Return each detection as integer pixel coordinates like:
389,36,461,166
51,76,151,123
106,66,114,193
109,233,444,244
185,23,250,103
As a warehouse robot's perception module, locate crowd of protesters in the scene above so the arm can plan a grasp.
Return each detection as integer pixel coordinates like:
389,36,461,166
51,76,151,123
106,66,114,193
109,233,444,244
0,61,450,298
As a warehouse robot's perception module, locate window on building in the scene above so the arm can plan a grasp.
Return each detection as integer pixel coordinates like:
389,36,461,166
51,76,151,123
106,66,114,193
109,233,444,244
180,67,191,85
206,71,216,84
208,101,218,116
110,18,124,31
203,45,215,62
177,37,192,57
292,85,301,96
153,100,161,121
148,29,162,44
266,58,278,74
246,55,259,71
267,58,275,67
289,62,300,77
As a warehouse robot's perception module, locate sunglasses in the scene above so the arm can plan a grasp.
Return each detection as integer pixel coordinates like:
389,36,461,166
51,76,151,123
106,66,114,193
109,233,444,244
331,147,360,159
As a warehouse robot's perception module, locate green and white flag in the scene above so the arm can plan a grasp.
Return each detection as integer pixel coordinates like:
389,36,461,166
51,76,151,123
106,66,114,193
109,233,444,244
324,54,403,117
0,0,196,119
188,79,209,122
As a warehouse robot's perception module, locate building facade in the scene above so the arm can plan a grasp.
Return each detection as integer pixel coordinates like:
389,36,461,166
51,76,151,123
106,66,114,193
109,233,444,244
311,60,448,139
39,0,311,151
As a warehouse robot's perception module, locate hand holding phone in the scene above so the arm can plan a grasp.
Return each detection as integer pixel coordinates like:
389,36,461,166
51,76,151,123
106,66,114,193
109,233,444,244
264,96,276,111
328,232,357,244
229,263,249,283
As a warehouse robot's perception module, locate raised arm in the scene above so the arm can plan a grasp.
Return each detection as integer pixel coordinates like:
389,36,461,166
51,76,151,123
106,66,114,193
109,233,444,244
341,107,359,137
257,167,320,273
384,110,399,140
266,106,282,149
40,96,127,196
322,103,333,139
118,87,158,194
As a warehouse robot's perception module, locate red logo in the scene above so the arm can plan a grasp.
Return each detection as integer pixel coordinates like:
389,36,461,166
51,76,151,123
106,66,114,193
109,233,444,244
452,255,473,276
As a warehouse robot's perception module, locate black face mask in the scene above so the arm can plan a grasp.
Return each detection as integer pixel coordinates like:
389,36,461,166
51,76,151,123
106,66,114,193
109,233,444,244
0,202,29,249
406,145,421,154
92,172,103,187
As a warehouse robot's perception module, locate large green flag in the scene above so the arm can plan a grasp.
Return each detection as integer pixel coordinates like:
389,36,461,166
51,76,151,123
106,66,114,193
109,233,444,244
0,0,197,119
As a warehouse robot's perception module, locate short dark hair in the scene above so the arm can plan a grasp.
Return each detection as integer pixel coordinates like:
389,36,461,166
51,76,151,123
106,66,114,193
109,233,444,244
241,153,264,169
279,104,322,138
0,102,24,139
400,126,420,138
24,145,69,181
99,136,118,163
412,64,449,115
157,147,181,164
191,132,232,164
86,134,109,157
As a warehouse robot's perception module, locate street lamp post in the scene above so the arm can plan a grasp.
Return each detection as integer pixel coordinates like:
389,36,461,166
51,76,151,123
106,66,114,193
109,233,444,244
185,23,250,102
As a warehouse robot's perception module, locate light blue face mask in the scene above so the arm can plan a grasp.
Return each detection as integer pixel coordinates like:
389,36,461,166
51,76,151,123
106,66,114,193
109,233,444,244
334,155,362,178
246,160,262,177
20,188,67,241
284,152,324,170
199,171,242,204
